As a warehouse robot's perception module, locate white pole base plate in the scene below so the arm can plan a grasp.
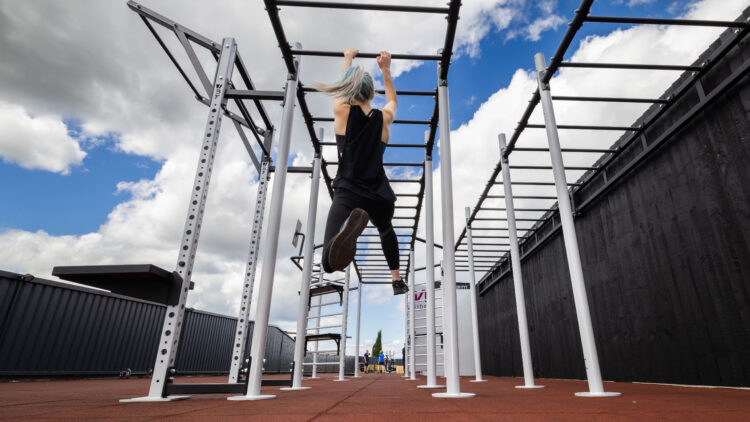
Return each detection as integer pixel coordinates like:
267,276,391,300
307,376,320,379
516,385,545,389
279,386,312,391
417,384,445,389
432,392,476,398
120,396,189,403
470,379,488,383
333,378,349,382
227,394,276,401
575,391,621,397
352,375,362,378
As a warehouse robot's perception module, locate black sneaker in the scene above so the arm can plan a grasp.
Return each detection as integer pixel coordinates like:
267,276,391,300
328,208,369,272
392,279,408,295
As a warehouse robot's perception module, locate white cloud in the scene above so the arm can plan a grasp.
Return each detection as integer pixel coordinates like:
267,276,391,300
524,14,566,41
0,101,85,174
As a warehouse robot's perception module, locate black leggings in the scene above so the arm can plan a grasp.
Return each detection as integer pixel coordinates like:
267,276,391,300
322,188,399,273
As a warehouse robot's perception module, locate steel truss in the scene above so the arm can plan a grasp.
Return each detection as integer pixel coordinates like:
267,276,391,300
455,0,749,397
122,0,303,402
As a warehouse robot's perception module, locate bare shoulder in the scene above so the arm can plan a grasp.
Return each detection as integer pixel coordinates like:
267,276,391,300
333,98,350,115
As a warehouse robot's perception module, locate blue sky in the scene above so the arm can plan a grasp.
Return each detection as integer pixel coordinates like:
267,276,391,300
1,0,743,357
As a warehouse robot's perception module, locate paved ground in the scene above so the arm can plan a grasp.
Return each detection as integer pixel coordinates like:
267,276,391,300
1,374,749,421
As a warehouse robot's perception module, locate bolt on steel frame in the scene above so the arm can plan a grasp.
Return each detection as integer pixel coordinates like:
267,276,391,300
262,0,470,398
454,0,748,397
122,1,300,402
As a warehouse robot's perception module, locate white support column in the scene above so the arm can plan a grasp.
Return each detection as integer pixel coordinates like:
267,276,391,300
403,293,410,378
498,134,544,390
311,271,323,379
230,46,301,402
335,265,351,381
228,157,271,384
122,37,237,403
353,276,362,378
433,65,474,399
419,150,443,389
534,53,619,398
465,207,487,383
282,146,322,391
408,249,417,380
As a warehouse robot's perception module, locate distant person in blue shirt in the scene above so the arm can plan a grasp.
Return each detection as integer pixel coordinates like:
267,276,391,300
378,351,385,373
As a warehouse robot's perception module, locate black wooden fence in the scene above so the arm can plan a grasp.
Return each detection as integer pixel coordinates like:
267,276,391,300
476,13,750,387
0,270,294,377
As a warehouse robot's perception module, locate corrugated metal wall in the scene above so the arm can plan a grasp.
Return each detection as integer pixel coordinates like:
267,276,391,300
476,20,750,387
0,270,294,377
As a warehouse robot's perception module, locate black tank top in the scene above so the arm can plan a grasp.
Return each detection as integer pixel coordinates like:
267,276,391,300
332,105,396,202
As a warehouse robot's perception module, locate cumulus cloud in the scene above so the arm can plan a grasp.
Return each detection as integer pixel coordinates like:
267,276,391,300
0,101,86,174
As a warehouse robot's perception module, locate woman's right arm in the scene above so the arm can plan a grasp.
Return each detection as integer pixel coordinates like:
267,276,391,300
377,51,397,125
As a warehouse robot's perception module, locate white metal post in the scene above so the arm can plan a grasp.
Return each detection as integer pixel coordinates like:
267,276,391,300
335,265,351,381
353,276,362,378
403,293,410,378
498,134,544,390
283,148,322,391
122,37,237,403
433,66,474,399
311,271,323,379
465,207,487,383
419,150,443,389
534,53,620,398
229,157,271,383
230,46,301,401
409,248,417,380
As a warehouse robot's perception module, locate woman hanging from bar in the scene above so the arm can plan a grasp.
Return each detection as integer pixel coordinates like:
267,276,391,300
316,48,407,295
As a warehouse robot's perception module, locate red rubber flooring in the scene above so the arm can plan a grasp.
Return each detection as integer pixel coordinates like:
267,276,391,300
1,374,749,421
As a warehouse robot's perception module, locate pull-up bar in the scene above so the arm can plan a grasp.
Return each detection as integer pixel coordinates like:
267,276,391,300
275,0,450,14
290,49,442,61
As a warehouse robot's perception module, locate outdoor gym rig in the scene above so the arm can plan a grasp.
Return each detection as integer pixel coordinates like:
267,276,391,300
54,0,474,402
453,0,749,397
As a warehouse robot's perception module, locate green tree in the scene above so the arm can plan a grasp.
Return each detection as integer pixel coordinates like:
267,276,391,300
372,330,383,358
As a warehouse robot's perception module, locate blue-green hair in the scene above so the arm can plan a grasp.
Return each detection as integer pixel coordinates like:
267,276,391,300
315,66,374,103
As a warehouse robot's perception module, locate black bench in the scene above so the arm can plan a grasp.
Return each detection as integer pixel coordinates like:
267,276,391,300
305,333,342,356
52,264,183,305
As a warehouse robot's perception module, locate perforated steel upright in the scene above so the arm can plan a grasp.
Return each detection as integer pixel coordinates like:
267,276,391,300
122,37,238,403
228,157,271,383
534,52,619,397
230,45,301,401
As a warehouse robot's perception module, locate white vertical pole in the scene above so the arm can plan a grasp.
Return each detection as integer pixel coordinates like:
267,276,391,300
433,66,474,399
409,249,417,380
283,147,322,391
311,271,323,379
498,134,544,390
465,207,487,383
335,265,351,381
406,296,410,378
231,46,301,402
418,149,443,389
353,277,362,378
122,38,237,403
534,53,619,398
